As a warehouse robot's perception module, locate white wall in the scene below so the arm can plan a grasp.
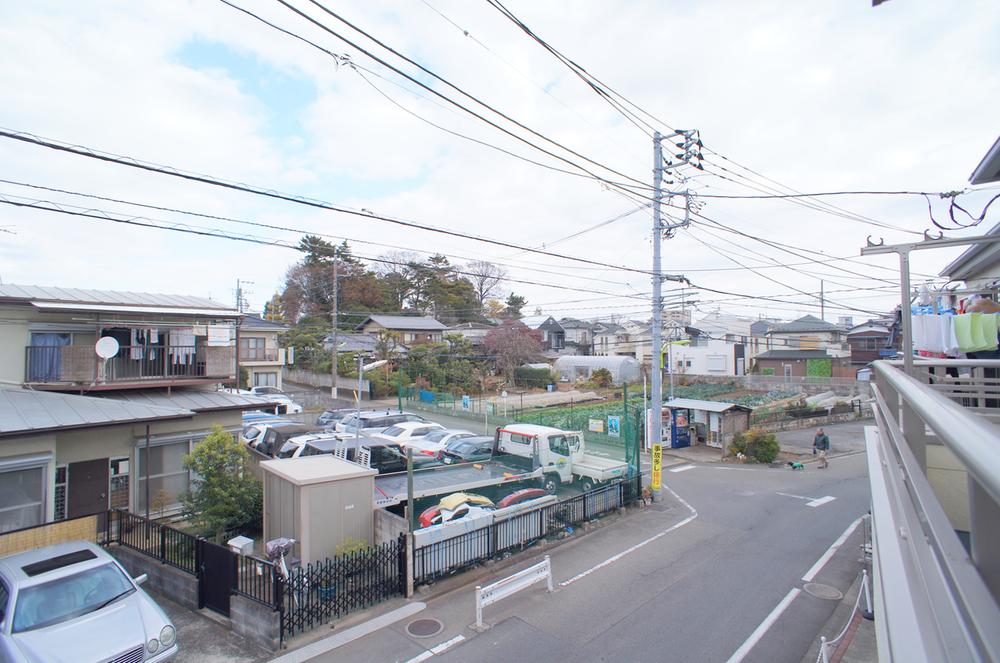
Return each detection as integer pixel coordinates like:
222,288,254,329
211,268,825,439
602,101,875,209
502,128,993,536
666,340,739,376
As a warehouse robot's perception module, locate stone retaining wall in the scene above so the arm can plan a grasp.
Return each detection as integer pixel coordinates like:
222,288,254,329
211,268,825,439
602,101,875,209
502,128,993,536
755,410,873,433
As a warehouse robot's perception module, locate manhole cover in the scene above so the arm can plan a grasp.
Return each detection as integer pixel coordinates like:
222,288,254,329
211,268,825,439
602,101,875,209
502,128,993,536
406,618,444,638
804,583,844,601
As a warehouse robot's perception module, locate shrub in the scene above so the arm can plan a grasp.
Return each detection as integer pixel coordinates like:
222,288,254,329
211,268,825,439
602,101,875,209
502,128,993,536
591,368,613,388
730,428,780,464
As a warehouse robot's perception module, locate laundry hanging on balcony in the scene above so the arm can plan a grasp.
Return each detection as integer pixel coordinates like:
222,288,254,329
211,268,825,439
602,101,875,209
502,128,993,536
168,327,196,364
912,312,999,357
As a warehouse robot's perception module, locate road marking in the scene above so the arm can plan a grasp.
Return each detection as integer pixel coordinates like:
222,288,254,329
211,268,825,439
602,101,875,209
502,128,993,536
403,634,467,663
724,588,801,663
669,464,695,473
269,602,426,663
777,492,836,507
430,634,466,654
802,516,863,582
777,491,812,501
559,484,697,587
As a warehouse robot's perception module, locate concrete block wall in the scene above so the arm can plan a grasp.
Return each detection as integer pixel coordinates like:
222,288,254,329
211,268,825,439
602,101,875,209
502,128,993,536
109,544,199,611
231,595,281,653
374,508,407,546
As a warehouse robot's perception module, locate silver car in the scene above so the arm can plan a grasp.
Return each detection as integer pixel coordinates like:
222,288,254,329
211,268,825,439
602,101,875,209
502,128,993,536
0,541,177,663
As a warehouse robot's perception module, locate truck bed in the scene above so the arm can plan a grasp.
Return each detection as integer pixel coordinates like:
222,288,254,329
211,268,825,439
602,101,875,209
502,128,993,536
374,460,538,507
573,454,628,482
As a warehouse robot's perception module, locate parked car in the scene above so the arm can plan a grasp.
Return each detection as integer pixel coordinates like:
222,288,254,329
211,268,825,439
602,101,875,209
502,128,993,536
296,436,423,474
250,423,319,457
438,435,495,465
274,432,341,459
418,492,495,528
250,386,284,397
239,419,294,448
315,408,355,428
336,410,428,435
0,541,178,663
370,422,446,452
496,488,548,509
405,429,476,457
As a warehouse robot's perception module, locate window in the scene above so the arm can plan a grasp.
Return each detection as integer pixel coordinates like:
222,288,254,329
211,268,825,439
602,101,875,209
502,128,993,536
383,426,404,437
508,433,533,445
253,372,278,387
412,427,433,436
548,435,570,456
135,440,191,514
109,458,129,510
240,337,267,361
0,464,46,533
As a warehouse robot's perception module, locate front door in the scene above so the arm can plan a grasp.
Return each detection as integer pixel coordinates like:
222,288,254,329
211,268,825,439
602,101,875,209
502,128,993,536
67,458,109,518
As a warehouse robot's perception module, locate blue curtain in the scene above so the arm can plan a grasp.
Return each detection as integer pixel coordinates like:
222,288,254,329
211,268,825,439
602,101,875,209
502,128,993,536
28,333,70,381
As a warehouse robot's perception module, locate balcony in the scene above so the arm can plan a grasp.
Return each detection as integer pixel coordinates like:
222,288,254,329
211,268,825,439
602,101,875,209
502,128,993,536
25,344,236,389
239,347,286,365
868,360,1000,661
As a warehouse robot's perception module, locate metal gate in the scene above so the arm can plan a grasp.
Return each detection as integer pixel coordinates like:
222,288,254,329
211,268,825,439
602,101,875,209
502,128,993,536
198,539,235,617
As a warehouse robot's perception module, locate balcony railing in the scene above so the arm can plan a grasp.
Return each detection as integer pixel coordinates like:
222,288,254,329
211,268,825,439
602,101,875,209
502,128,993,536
25,344,236,385
868,359,1000,662
240,347,283,363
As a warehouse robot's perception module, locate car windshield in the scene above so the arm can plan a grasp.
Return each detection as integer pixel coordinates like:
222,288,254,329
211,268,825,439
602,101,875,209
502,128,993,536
453,442,477,455
12,563,135,633
382,426,404,437
243,426,262,441
423,430,448,443
276,442,299,459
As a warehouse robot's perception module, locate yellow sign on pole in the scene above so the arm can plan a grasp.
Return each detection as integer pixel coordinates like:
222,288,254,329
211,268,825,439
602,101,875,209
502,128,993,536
651,444,662,491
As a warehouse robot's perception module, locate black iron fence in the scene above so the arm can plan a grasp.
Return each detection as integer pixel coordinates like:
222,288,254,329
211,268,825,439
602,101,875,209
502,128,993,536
279,533,406,639
414,476,641,586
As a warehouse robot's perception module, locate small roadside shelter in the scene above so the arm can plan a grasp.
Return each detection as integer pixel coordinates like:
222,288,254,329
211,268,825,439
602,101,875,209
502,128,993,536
663,398,752,455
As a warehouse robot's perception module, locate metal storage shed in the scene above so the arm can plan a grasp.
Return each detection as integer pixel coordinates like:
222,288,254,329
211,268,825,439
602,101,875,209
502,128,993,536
260,456,376,565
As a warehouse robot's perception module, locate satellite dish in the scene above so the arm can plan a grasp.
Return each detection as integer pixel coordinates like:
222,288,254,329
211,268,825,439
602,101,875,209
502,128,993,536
95,336,120,359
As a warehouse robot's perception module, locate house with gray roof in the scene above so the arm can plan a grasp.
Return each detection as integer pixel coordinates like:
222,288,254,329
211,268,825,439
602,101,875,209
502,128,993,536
356,314,447,345
0,386,273,531
764,315,849,357
0,283,239,392
238,315,290,391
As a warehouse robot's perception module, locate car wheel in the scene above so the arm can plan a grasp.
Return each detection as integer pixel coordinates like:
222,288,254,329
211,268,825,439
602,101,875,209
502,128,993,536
580,479,595,493
542,474,560,495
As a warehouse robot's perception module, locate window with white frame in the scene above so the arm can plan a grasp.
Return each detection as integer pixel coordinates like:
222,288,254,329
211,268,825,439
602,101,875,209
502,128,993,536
135,438,193,514
0,456,49,533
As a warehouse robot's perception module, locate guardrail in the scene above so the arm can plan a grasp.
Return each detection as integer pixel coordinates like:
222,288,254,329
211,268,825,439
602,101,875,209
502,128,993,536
868,360,1000,662
475,556,553,630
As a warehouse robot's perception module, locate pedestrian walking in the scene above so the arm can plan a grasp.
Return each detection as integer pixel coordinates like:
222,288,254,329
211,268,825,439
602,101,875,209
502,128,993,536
813,427,830,468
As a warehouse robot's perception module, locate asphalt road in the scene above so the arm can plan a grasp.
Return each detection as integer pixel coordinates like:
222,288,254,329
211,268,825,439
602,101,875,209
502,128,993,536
298,451,871,663
775,421,871,455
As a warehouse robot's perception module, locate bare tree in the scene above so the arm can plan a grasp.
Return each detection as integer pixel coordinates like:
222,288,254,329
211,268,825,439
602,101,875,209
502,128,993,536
465,261,508,307
484,319,542,381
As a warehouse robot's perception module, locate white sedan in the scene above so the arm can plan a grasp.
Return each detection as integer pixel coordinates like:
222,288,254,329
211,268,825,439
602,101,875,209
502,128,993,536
405,429,476,456
370,421,446,457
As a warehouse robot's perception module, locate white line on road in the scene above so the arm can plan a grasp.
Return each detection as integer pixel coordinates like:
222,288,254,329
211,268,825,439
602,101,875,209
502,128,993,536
430,635,466,654
669,464,695,473
724,588,802,663
559,484,698,588
806,496,836,507
776,491,812,501
801,516,863,582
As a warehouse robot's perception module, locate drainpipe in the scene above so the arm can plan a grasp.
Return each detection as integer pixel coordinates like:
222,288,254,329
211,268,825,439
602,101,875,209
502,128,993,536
144,424,151,520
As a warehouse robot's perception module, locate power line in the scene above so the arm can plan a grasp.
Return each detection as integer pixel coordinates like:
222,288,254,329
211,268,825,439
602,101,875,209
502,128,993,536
0,194,655,301
698,189,946,199
0,127,655,276
260,0,654,200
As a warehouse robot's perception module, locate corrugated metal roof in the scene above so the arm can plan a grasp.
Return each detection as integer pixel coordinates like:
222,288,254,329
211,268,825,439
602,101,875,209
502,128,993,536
664,398,751,413
0,388,193,438
0,283,233,312
357,315,447,331
100,388,276,412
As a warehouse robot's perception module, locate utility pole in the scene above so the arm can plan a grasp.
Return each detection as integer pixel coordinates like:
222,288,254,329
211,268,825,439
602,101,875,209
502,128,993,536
820,279,825,322
651,129,702,501
331,256,339,400
650,131,665,503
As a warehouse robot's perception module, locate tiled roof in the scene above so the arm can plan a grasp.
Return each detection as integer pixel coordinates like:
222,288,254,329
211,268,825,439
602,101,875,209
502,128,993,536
768,315,843,334
357,315,446,331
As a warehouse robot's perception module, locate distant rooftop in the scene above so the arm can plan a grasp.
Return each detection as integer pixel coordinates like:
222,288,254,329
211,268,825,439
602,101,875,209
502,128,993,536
768,315,843,334
241,316,289,331
356,315,447,331
99,388,275,412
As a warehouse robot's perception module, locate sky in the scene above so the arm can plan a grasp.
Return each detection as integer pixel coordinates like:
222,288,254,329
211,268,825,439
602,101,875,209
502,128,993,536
0,0,998,326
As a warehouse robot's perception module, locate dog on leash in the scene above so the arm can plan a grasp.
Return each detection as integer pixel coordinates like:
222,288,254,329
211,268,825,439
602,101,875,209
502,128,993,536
787,461,804,470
